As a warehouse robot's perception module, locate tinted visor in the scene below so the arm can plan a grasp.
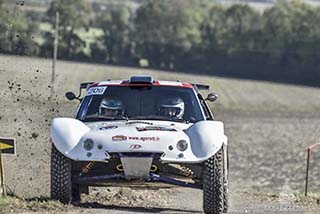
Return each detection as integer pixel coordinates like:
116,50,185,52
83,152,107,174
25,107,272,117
101,107,122,116
159,107,181,117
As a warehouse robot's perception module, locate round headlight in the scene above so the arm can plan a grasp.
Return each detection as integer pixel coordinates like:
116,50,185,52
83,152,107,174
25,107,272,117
83,138,94,151
177,140,188,151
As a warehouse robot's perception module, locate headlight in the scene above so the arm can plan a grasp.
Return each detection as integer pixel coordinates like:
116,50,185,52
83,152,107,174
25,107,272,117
83,138,94,151
177,140,188,151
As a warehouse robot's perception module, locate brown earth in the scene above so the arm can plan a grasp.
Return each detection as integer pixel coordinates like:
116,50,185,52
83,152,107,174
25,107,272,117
1,54,320,213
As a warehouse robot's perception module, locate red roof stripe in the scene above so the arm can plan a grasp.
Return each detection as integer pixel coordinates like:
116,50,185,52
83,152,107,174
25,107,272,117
88,80,194,89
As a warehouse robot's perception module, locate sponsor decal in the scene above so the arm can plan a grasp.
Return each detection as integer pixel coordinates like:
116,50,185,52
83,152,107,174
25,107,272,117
128,136,160,141
112,135,160,142
86,86,107,96
130,144,142,150
136,126,177,132
112,135,127,141
100,125,118,130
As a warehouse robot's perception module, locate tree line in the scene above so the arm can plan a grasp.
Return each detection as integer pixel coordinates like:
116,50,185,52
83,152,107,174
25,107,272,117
1,0,320,85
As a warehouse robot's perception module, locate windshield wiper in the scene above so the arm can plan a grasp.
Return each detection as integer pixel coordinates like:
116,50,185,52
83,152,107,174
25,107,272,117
85,114,129,121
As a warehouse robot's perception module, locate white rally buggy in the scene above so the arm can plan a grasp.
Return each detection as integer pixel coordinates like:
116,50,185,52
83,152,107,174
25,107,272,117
50,76,228,214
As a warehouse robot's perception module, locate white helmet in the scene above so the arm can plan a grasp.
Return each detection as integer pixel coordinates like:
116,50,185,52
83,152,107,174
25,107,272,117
159,96,184,119
99,97,124,116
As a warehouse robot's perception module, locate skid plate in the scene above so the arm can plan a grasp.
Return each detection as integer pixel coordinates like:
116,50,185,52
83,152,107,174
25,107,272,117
121,157,153,179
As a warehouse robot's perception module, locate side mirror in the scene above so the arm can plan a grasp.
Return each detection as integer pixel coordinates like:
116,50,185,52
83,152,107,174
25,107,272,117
65,92,77,101
206,93,218,102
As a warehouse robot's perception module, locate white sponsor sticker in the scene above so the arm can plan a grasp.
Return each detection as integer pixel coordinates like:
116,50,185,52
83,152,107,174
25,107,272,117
86,86,107,96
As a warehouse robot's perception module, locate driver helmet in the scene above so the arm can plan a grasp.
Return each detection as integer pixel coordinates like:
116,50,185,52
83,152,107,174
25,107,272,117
99,97,124,116
158,96,184,118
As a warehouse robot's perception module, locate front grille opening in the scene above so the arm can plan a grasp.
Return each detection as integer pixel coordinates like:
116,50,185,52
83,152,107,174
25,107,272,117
109,152,163,158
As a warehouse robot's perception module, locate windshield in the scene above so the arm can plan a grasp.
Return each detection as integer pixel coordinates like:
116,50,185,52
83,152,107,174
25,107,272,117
77,86,204,123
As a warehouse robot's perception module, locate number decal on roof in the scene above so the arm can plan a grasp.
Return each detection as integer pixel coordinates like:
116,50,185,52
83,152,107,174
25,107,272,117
86,86,107,96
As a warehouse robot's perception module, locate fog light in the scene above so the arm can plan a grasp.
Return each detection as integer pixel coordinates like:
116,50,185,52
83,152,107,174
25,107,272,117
83,138,94,151
177,140,188,151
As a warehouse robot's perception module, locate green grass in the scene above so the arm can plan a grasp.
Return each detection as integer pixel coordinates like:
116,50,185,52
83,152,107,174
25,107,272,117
0,196,9,207
0,195,68,213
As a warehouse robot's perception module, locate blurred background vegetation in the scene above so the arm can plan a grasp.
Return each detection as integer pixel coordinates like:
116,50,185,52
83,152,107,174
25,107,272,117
1,0,320,85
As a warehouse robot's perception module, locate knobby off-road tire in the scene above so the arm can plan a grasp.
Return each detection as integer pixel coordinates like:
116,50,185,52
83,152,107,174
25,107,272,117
223,146,229,213
51,144,80,204
203,148,226,214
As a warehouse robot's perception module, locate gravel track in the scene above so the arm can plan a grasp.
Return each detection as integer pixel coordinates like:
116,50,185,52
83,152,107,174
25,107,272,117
1,55,320,213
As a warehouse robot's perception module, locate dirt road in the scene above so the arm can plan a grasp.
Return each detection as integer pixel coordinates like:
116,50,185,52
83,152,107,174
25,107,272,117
3,187,318,213
1,55,320,213
71,188,317,214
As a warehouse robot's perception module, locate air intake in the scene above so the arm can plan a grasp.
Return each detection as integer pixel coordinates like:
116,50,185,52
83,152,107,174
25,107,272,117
129,75,154,84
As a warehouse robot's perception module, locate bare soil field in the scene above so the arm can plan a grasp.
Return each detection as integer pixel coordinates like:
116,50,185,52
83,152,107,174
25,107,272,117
1,54,320,212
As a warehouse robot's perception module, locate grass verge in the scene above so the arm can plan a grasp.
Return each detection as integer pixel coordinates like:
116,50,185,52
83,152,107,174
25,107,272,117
0,195,71,213
0,196,9,209
238,190,320,206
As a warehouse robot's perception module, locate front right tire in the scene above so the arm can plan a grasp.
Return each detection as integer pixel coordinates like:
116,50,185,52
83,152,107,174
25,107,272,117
202,148,226,214
51,144,80,204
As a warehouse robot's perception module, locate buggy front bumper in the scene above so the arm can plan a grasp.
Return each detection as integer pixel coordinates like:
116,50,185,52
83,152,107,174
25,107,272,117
51,118,227,163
